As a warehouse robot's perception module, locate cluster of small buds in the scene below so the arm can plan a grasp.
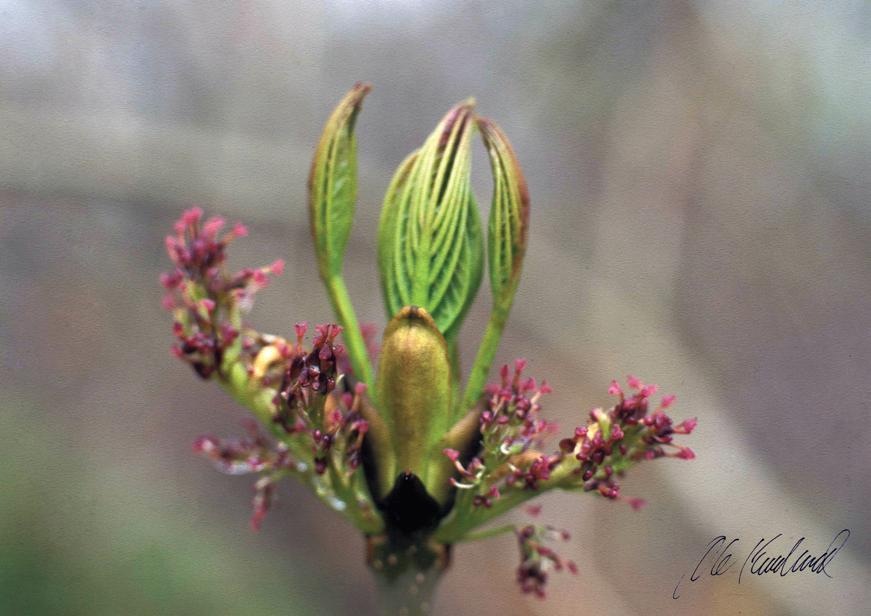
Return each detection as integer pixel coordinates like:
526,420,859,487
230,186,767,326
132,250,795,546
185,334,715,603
275,323,369,475
443,448,488,495
282,323,344,399
559,376,697,502
515,524,577,598
193,419,295,529
275,322,342,435
193,418,291,475
443,360,559,506
442,450,502,507
310,383,370,476
161,207,283,379
506,453,562,491
440,367,696,594
481,359,557,450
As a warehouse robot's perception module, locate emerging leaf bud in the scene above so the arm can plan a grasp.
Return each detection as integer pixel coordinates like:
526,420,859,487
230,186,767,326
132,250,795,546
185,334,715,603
378,101,484,338
308,84,375,387
374,306,453,506
459,118,530,410
478,117,530,312
309,82,370,279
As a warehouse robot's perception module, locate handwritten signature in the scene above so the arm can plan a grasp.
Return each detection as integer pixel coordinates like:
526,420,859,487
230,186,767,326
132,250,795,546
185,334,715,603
673,529,850,599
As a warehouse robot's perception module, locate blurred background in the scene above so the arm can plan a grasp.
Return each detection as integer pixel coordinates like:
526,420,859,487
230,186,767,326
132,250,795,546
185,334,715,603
1,1,869,614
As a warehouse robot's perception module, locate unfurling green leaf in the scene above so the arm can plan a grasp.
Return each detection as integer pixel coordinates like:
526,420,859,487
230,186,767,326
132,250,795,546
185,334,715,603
309,82,370,278
460,118,530,411
308,84,374,387
478,117,529,309
378,101,484,338
374,306,453,502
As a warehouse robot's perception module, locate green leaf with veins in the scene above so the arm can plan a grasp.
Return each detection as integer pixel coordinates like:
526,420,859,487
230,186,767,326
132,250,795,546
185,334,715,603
378,101,484,339
309,82,369,278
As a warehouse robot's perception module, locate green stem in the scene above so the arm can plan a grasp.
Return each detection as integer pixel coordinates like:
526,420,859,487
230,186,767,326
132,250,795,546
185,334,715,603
434,488,533,544
218,360,281,436
461,301,509,410
324,274,374,389
373,567,441,616
454,523,516,543
216,304,284,432
435,459,577,544
326,450,383,534
446,336,463,420
369,538,447,616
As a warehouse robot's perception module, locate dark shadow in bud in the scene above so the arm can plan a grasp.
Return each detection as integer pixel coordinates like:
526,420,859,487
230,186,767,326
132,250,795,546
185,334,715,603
380,472,443,538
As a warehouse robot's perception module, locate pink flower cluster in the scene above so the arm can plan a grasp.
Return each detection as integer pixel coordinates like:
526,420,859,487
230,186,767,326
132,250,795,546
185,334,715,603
559,376,697,502
481,359,557,446
193,418,290,476
515,524,577,598
193,419,294,530
444,360,558,498
161,207,283,378
444,365,696,596
276,322,369,476
161,209,699,598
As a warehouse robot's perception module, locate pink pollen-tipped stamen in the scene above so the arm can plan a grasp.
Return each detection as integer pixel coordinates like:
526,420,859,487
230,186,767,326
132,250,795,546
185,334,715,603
608,380,623,396
202,216,226,239
628,497,647,511
675,417,697,434
641,384,658,398
231,221,248,238
676,447,696,460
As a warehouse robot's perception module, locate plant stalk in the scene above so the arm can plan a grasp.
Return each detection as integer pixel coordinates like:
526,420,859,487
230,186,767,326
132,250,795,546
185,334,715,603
368,537,449,616
324,273,374,389
461,301,509,410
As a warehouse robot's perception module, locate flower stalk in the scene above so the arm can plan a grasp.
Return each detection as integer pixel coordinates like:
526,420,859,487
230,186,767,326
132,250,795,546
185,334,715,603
160,84,698,609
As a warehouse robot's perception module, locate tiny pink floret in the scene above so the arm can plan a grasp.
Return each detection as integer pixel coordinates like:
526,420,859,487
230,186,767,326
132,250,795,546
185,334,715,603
269,259,285,276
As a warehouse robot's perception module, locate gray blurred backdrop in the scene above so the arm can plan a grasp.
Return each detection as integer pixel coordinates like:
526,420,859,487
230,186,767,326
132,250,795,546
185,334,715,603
1,1,869,615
